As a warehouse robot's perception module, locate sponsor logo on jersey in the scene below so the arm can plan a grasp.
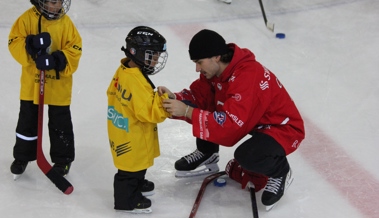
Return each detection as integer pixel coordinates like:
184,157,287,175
260,81,269,90
232,93,241,101
108,106,129,132
292,140,299,149
217,83,222,90
260,66,271,90
228,75,236,82
110,140,131,156
213,111,226,125
115,79,132,101
225,110,244,127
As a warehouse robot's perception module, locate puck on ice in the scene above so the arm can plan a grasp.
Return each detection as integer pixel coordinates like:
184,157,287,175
213,178,227,187
276,33,285,39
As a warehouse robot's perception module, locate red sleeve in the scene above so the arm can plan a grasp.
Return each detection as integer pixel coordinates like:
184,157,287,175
172,75,216,124
175,75,215,111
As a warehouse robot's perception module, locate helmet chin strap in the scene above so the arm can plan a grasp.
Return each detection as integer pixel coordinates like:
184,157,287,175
141,69,156,89
38,13,42,33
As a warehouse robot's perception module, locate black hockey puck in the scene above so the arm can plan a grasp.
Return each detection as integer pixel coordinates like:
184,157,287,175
213,178,227,187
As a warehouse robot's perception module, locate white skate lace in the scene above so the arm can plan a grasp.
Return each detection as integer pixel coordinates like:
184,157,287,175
264,177,283,194
183,150,204,163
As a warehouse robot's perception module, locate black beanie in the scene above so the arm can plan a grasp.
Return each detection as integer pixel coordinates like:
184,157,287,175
188,29,228,60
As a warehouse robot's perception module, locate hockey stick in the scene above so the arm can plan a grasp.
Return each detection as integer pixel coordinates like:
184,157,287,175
189,171,226,218
35,14,73,194
258,0,275,32
37,70,74,195
248,182,259,218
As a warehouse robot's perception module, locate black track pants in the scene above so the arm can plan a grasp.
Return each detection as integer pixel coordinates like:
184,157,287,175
234,132,290,178
196,138,219,154
13,100,75,164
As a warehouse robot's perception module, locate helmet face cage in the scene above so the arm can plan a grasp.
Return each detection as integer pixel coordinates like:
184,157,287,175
37,0,71,20
143,49,168,75
124,26,168,75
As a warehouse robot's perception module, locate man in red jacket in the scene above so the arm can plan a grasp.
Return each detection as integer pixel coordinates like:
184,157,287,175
160,29,305,210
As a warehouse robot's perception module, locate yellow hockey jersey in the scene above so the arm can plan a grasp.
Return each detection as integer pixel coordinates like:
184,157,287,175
107,58,170,172
8,6,82,105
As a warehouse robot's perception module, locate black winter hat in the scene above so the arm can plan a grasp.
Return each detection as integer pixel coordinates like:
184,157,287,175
188,29,228,60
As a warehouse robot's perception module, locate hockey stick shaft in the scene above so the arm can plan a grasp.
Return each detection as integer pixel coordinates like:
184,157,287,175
248,183,259,218
258,0,268,25
37,70,74,195
258,0,274,32
189,171,226,218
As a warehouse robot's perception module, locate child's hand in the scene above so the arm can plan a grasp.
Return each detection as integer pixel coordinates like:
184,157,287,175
25,32,51,57
35,54,55,70
157,86,175,99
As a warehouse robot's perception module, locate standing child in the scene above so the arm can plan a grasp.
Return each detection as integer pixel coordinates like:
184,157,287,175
107,26,170,213
8,0,82,179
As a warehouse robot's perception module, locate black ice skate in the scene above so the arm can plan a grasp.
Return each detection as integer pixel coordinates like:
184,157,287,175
53,162,71,177
10,160,28,180
175,149,219,178
140,179,155,196
118,196,152,214
261,168,294,211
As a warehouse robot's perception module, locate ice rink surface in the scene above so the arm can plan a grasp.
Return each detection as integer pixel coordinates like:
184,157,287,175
0,0,378,217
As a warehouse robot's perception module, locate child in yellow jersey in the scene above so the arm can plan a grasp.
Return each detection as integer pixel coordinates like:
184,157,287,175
107,26,170,214
8,0,82,179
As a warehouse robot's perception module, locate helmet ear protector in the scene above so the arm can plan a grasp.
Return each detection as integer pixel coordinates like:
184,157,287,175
121,26,168,75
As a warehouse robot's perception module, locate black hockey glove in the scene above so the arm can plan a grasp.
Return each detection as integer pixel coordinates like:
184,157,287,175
35,54,56,70
51,51,67,72
25,35,38,57
25,32,51,58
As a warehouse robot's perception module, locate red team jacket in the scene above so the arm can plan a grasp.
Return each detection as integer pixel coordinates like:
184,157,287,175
175,44,305,155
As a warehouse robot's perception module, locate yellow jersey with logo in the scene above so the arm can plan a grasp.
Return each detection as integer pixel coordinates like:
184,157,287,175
107,58,170,172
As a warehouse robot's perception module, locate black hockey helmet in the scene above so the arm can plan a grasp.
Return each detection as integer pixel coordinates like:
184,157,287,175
121,26,168,75
30,0,71,20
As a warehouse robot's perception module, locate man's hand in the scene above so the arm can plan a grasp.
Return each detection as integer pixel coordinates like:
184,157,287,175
163,99,190,117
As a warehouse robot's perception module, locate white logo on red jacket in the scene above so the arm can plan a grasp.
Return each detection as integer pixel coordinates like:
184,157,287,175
260,81,269,90
232,94,241,101
217,83,222,90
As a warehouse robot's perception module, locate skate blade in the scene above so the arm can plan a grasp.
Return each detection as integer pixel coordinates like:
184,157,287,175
13,174,22,181
118,207,152,214
175,164,219,178
266,204,275,211
142,190,155,197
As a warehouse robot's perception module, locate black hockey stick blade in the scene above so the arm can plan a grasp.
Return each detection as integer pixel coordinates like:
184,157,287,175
248,182,259,218
189,171,226,218
36,138,74,195
46,167,74,194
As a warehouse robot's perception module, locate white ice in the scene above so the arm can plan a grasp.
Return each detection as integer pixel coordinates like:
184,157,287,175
0,0,378,217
